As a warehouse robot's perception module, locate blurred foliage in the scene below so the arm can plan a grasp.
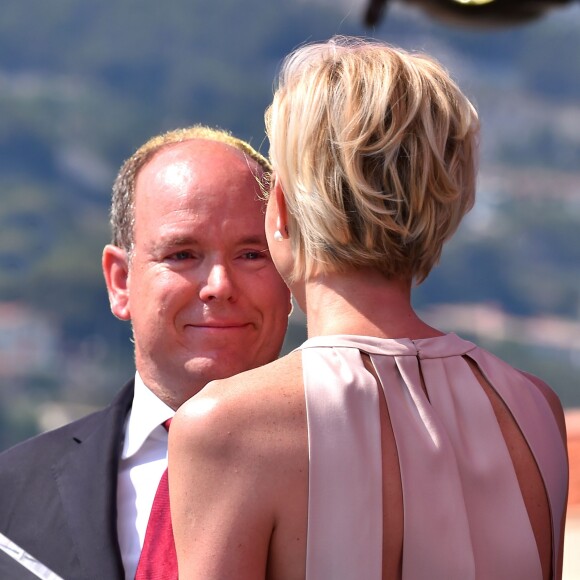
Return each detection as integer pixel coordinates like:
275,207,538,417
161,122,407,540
415,197,580,318
0,0,578,450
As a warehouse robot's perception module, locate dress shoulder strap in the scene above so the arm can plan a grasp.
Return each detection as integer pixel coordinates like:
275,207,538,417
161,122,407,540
302,345,383,580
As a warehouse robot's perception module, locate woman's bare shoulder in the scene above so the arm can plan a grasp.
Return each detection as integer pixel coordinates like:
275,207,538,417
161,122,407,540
201,350,304,411
521,370,568,443
171,350,306,464
168,351,307,579
169,351,308,580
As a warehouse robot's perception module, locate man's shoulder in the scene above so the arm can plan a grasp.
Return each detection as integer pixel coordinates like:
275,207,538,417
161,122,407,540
0,380,134,472
0,408,104,460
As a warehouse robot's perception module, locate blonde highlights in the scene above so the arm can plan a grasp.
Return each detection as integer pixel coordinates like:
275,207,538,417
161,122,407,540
266,37,479,284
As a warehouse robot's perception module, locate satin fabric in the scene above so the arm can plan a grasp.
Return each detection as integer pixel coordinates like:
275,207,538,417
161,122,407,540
301,334,567,580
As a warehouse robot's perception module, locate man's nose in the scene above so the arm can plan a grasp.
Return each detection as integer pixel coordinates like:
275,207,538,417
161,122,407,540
198,262,236,302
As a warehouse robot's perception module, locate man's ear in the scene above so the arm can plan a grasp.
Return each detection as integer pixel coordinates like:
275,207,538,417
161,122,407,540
272,177,289,239
102,244,131,321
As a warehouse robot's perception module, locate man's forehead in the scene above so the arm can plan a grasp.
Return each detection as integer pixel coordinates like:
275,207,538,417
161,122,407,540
134,140,265,205
146,138,263,174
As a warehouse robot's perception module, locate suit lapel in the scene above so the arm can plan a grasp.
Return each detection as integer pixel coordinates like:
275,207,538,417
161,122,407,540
54,381,133,580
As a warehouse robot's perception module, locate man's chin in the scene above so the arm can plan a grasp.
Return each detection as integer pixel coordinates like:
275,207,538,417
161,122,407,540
180,355,248,389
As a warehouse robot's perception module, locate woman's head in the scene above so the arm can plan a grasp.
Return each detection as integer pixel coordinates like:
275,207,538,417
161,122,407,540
266,36,479,284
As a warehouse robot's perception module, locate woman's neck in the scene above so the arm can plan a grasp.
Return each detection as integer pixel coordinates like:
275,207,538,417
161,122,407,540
298,269,443,340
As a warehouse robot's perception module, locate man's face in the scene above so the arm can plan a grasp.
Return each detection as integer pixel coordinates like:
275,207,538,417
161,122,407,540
107,140,291,408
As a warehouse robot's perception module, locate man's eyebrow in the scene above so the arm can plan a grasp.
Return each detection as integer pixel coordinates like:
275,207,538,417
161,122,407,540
237,236,268,246
149,235,267,252
150,235,199,252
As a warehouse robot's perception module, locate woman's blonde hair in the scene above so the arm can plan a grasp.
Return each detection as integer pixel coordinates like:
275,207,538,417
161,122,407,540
266,36,479,284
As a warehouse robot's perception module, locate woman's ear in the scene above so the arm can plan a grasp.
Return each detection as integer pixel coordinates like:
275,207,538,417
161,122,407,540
102,244,131,320
273,177,289,239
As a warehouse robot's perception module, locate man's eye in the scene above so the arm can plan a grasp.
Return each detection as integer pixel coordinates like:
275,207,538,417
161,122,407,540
242,249,269,260
169,250,194,261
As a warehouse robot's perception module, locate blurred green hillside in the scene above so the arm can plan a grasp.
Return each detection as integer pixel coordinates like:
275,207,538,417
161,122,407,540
0,0,579,450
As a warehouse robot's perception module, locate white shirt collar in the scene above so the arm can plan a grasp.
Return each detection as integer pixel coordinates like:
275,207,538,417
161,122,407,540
121,372,175,460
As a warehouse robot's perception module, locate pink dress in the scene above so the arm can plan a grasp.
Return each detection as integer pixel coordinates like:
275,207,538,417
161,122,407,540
300,333,568,580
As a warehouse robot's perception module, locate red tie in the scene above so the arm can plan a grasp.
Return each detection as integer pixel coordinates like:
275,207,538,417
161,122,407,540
134,419,178,580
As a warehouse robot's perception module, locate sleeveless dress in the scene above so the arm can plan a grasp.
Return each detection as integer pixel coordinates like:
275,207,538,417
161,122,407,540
300,333,568,580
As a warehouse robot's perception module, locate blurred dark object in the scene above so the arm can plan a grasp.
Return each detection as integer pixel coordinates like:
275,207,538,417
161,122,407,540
365,0,575,28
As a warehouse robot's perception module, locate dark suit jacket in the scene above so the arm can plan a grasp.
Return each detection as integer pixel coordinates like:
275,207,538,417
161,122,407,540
0,380,134,580
0,549,45,580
